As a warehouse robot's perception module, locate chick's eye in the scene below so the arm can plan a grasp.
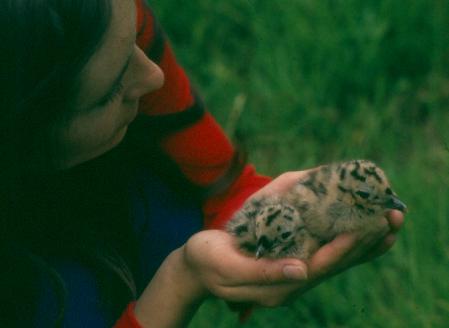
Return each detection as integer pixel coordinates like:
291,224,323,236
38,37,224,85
355,190,370,199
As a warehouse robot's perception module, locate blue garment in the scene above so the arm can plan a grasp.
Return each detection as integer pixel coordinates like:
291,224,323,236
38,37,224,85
34,169,203,327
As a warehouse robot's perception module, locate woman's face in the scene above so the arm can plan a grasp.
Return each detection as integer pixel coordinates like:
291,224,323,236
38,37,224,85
57,0,164,168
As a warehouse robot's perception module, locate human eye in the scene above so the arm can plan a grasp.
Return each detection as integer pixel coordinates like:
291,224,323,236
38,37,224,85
99,81,125,107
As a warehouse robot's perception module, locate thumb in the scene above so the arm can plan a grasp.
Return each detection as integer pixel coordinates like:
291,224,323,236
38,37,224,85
241,258,308,285
282,262,309,280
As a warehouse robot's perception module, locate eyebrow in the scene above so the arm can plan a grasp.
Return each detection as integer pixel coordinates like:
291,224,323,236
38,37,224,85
92,53,133,108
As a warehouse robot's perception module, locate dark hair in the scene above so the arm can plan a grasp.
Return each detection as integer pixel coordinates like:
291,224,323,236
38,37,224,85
0,1,140,326
0,1,249,326
1,0,112,171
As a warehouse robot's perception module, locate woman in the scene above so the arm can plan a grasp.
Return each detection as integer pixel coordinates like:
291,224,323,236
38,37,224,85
0,0,404,327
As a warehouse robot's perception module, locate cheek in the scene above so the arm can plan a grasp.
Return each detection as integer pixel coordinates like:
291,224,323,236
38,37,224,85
67,112,116,146
56,105,131,167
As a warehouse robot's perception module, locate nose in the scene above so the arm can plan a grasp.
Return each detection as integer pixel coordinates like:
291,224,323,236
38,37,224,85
125,45,165,101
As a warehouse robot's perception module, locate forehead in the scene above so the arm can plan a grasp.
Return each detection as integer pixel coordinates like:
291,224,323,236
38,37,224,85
74,0,136,108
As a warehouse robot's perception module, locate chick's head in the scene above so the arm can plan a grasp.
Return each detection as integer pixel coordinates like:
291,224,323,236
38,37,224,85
336,160,407,214
254,204,302,259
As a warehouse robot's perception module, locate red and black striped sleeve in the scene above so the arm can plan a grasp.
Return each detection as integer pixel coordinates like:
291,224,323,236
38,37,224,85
133,0,272,229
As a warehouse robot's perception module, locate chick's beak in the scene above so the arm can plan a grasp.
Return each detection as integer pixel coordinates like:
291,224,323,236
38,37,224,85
255,236,271,259
255,244,266,259
385,195,407,213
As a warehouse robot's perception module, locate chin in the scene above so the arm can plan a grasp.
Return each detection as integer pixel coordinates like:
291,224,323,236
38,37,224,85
60,125,130,169
96,125,130,159
110,125,129,147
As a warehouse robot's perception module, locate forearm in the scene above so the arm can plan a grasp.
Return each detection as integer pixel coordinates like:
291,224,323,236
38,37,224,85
133,247,207,328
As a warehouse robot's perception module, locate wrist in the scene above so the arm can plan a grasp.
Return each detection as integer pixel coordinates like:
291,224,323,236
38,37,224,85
170,246,210,302
133,247,208,327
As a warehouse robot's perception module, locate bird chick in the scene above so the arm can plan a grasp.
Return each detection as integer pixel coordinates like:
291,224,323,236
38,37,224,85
226,160,407,260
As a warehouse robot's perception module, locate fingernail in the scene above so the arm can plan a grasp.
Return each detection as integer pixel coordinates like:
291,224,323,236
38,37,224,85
283,265,308,280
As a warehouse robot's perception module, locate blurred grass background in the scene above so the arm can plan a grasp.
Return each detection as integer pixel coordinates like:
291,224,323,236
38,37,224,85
150,0,449,326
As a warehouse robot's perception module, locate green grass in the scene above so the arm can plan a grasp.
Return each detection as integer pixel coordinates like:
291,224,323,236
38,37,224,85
149,0,449,326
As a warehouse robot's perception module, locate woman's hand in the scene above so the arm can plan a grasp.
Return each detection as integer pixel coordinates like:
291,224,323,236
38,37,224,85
133,230,308,328
205,168,406,302
183,207,404,307
183,229,309,307
133,212,403,328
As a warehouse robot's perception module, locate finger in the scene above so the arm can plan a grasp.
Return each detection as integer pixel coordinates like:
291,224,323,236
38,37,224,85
385,210,405,233
220,283,302,307
342,223,392,262
307,233,358,279
223,257,308,286
360,233,397,263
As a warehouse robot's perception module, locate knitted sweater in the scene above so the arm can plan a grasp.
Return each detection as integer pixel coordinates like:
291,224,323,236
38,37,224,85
133,0,270,230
